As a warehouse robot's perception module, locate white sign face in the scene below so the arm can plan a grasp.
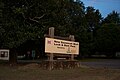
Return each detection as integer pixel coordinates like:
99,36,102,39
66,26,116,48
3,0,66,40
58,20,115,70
0,49,9,60
45,38,79,54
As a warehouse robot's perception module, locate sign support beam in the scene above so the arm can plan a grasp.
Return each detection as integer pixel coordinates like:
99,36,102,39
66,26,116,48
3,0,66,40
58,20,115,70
49,27,54,61
69,35,75,61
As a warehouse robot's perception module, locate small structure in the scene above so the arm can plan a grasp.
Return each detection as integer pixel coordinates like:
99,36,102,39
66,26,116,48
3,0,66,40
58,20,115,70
0,49,9,60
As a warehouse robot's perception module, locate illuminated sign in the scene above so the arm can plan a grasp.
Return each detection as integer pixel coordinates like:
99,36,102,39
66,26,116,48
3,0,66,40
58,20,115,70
45,38,79,54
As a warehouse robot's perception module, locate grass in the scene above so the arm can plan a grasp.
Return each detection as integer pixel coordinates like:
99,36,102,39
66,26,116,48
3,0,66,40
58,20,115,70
0,63,120,80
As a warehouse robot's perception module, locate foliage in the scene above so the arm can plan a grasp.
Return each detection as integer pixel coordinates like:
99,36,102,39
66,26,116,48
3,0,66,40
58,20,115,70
85,6,102,31
95,23,120,56
102,11,120,24
1,0,120,59
1,0,86,48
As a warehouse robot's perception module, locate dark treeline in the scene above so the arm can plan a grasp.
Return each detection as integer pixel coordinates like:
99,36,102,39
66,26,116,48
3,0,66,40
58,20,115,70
0,0,120,62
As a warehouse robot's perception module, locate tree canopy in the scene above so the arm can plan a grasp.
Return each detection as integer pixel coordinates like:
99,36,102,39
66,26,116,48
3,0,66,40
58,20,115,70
1,0,120,60
102,11,120,24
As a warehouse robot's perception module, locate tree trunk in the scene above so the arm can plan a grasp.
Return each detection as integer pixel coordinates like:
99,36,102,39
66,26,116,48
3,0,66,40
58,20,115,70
9,48,17,65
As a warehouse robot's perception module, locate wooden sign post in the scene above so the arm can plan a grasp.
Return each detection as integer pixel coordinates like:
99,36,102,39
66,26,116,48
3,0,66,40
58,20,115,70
43,27,80,70
69,35,75,61
47,27,77,61
49,27,54,61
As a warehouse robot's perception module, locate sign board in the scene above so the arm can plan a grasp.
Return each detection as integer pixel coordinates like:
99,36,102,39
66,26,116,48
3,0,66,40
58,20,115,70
0,49,9,60
45,37,79,54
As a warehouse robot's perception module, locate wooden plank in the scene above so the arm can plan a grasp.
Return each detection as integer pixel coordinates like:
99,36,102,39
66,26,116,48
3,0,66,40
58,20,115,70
44,34,70,40
49,27,54,61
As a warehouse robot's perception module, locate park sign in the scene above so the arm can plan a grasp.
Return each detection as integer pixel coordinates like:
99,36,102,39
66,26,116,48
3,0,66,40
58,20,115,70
45,37,79,55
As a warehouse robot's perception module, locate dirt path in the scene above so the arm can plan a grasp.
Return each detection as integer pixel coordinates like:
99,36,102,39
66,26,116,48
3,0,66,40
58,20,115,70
81,59,120,69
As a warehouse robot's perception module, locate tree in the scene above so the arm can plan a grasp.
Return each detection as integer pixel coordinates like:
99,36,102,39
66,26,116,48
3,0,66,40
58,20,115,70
1,0,87,62
1,0,47,63
2,0,86,44
95,23,120,57
2,0,106,60
79,6,102,57
0,1,5,48
102,11,120,24
85,6,102,31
